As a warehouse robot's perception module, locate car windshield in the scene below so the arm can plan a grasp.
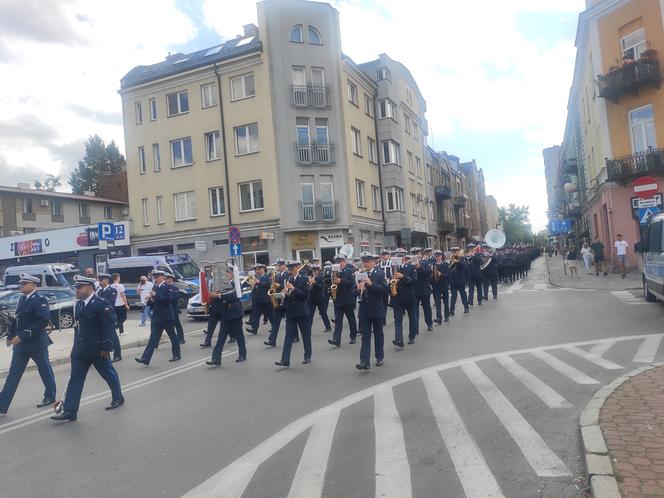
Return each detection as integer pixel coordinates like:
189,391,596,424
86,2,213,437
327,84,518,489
171,262,199,279
0,292,21,307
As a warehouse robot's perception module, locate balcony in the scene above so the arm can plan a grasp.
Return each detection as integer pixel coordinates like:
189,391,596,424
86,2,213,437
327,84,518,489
295,143,336,165
453,195,466,209
606,148,664,184
435,184,453,200
561,158,578,174
456,226,469,238
290,85,332,108
438,221,455,233
598,58,661,104
298,201,339,223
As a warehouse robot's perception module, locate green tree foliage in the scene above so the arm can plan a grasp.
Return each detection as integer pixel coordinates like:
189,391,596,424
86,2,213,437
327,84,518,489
33,174,61,191
498,204,533,244
68,135,126,195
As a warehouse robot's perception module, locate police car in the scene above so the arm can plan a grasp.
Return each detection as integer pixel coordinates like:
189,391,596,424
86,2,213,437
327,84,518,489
0,287,76,330
639,212,664,302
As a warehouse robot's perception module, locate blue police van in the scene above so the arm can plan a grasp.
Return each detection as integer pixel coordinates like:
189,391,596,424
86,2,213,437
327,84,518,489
639,213,664,302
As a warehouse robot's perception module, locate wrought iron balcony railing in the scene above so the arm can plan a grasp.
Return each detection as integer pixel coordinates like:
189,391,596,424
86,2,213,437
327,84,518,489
298,201,339,223
455,226,469,237
295,143,336,165
290,85,332,108
435,184,453,200
453,195,466,209
598,58,661,104
438,221,455,233
561,158,578,174
606,148,664,184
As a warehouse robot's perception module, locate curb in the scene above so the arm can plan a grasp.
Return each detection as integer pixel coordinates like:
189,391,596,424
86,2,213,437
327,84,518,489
0,327,208,381
580,362,664,498
545,255,641,292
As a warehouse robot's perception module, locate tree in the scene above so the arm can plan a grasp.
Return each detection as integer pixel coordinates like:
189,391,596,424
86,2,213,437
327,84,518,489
34,174,61,191
498,204,533,244
68,135,126,195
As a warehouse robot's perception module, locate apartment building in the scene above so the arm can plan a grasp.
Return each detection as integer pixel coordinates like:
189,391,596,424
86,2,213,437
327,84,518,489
120,0,492,266
549,0,664,269
485,195,500,232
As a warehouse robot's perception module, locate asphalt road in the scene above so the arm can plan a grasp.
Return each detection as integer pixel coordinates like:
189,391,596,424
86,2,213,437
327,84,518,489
1,258,663,498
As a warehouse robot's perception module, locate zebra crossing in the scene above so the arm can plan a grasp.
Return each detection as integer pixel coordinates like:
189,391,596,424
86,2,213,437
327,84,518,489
184,333,664,498
611,290,647,305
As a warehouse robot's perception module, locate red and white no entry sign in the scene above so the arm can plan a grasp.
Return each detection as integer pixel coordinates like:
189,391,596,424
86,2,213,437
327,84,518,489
634,176,658,199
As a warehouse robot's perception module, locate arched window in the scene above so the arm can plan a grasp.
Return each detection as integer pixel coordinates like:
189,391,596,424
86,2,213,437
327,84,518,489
289,24,303,43
308,26,322,45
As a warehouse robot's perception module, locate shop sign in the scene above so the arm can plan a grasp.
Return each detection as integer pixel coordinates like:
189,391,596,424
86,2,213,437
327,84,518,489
290,232,317,250
259,231,275,240
319,230,344,248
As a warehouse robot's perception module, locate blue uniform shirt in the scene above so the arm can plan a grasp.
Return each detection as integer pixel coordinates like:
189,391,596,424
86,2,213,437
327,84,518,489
71,296,115,360
358,267,388,320
9,291,52,353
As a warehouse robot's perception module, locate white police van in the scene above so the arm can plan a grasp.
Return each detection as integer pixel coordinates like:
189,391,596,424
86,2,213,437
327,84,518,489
639,212,664,302
3,263,79,288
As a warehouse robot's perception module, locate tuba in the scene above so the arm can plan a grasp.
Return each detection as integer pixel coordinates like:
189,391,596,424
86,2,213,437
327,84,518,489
481,229,506,270
330,244,354,301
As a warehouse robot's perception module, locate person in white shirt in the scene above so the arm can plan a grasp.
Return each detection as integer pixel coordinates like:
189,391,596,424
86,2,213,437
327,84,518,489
614,234,629,279
111,273,130,334
580,242,594,274
137,276,153,326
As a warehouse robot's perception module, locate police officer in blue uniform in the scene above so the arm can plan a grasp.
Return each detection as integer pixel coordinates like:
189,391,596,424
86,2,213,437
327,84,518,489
135,270,181,365
246,264,272,335
165,273,185,344
449,246,470,315
482,245,499,301
467,244,484,307
96,273,122,362
51,276,124,422
328,254,358,347
205,269,247,366
0,274,56,415
275,261,312,368
265,259,290,347
378,250,393,325
431,250,450,323
356,253,388,370
308,264,332,333
391,249,419,347
201,288,223,348
413,248,434,332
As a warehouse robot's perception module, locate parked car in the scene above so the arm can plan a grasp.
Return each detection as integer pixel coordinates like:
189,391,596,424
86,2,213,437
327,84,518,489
0,287,76,330
186,278,253,320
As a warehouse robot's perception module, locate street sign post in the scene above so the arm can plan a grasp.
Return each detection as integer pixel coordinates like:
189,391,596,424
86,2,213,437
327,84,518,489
639,206,661,225
230,242,242,257
229,226,242,257
634,176,658,199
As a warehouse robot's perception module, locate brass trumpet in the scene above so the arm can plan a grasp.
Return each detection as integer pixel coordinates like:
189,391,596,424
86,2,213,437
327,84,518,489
389,278,398,297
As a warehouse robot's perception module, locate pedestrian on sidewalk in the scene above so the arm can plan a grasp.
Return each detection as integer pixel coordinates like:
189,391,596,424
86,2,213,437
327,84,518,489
590,236,607,276
111,274,129,336
137,276,153,326
565,246,578,278
614,234,629,279
580,242,593,274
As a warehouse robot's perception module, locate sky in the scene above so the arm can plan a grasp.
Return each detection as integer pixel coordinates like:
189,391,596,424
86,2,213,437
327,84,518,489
0,0,586,231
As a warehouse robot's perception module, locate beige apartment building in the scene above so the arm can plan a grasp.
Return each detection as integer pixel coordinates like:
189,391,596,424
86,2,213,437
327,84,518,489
120,0,491,265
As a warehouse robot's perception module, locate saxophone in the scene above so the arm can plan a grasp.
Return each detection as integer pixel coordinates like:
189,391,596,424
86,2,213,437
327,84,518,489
389,278,398,297
268,272,280,309
330,269,339,301
433,262,440,281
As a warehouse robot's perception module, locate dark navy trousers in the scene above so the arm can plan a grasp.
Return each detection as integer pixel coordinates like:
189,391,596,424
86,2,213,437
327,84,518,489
268,308,286,344
211,318,246,361
142,320,180,363
249,302,272,331
333,305,357,343
432,287,450,321
393,302,418,342
280,316,311,365
0,348,56,412
359,317,384,364
416,294,433,327
468,278,484,305
63,356,123,414
308,301,331,330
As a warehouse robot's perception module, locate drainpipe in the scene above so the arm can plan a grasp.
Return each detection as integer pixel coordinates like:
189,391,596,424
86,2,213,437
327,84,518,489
372,92,386,240
214,63,233,227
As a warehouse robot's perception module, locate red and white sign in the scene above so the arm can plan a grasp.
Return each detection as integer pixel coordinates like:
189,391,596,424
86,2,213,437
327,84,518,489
634,176,658,199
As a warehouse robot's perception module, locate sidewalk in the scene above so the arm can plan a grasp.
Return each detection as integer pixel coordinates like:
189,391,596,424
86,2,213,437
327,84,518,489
546,255,641,291
598,365,664,497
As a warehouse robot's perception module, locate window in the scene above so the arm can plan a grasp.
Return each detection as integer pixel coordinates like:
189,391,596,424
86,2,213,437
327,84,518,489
290,24,303,43
104,206,113,220
312,67,325,87
138,146,146,174
301,181,315,221
234,123,259,155
315,118,329,144
308,26,322,45
413,123,419,141
355,179,366,207
135,101,143,124
292,66,306,86
410,193,418,215
376,68,390,81
156,195,164,224
174,191,196,221
51,200,62,216
371,185,381,211
351,127,361,155
230,74,255,101
201,83,217,108
239,181,264,212
426,164,433,184
170,137,193,167
621,28,647,60
382,140,401,165
205,131,221,161
385,186,404,212
79,203,89,218
347,80,358,106
368,137,378,164
142,198,150,225
648,221,663,253
296,117,310,145
209,187,225,216
152,143,160,172
378,99,397,120
630,105,656,153
22,198,33,214
149,98,157,121
364,94,374,117
407,151,414,174
23,228,35,234
405,115,412,134
167,90,189,116
416,157,422,178
406,88,414,105
320,177,334,204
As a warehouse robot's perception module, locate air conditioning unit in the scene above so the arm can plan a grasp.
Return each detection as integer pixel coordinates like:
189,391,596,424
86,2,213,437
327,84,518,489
121,207,129,216
40,199,49,207
10,231,21,236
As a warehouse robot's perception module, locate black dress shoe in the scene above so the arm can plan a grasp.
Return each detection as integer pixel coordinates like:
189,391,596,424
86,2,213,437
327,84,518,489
36,398,55,408
168,357,181,362
323,328,332,333
349,338,357,344
478,302,482,306
444,317,449,323
449,311,455,316
264,340,276,347
356,363,370,370
275,361,290,367
179,339,186,345
206,359,221,366
228,338,236,343
302,358,311,364
112,357,122,363
434,319,442,325
464,308,470,313
0,408,7,415
392,340,404,348
134,357,149,366
51,411,77,422
235,356,246,363
244,321,252,326
376,359,384,367
105,398,125,411
246,328,258,335
408,338,415,345
263,319,269,325
328,339,340,347
200,343,211,348
293,337,300,343
426,325,433,331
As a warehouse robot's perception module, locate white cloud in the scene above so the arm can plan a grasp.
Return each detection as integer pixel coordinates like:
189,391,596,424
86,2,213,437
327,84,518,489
486,174,549,232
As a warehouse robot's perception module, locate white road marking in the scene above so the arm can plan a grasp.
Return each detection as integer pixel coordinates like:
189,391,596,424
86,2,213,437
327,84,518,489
422,371,504,498
562,345,624,370
503,281,522,294
462,363,570,477
633,335,663,363
589,341,615,357
530,350,599,385
288,410,340,498
611,291,646,305
534,283,547,291
374,386,412,498
495,355,572,409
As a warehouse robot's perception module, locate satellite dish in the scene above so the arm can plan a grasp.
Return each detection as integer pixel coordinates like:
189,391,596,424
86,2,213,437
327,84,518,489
485,229,506,249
